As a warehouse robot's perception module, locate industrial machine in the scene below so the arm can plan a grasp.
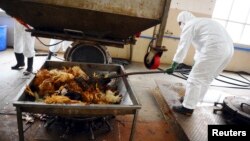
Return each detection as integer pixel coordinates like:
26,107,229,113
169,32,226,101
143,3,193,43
0,1,172,140
0,0,171,68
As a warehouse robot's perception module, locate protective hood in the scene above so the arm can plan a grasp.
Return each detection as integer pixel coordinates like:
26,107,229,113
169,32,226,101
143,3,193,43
177,11,196,25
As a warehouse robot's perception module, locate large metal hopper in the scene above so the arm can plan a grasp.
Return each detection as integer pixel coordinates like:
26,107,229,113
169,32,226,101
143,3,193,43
0,0,171,45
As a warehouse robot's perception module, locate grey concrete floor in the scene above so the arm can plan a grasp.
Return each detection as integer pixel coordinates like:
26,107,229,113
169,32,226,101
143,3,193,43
0,49,178,141
0,48,249,141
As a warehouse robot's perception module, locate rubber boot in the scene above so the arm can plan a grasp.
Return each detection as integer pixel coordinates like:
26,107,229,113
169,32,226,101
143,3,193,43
23,57,33,75
11,53,25,70
47,51,53,60
172,105,194,116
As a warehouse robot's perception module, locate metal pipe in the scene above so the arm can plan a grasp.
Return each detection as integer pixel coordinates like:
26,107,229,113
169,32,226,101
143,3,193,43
129,110,139,141
16,107,24,141
129,44,133,62
106,69,190,79
155,0,171,47
28,29,125,48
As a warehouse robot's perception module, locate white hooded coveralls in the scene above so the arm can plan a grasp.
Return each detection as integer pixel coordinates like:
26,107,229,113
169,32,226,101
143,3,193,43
14,21,35,58
173,11,234,109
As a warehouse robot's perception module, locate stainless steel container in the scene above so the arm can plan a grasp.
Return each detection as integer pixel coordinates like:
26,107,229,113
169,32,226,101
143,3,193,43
13,61,141,141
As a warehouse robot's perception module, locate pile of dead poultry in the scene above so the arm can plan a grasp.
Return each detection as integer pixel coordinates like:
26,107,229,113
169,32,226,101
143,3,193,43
25,66,122,105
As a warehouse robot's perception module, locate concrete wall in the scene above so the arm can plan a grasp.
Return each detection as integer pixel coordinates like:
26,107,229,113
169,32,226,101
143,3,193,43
107,9,205,66
2,1,250,73
34,4,250,73
109,7,250,73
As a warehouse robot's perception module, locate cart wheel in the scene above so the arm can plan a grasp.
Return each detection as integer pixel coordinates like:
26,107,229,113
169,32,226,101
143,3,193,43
65,43,111,64
144,53,160,69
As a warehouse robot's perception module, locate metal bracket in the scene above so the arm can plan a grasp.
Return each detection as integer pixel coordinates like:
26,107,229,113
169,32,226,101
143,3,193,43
213,102,223,114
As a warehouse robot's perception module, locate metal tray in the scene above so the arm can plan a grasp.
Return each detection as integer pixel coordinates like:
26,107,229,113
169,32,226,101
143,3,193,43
13,61,141,141
14,61,141,116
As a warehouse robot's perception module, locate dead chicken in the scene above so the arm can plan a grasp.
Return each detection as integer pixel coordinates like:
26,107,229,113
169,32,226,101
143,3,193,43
44,95,84,104
26,66,121,105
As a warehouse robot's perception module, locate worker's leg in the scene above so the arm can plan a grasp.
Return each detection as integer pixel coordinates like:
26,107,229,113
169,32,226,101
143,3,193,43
181,57,215,109
199,48,234,101
182,81,201,109
199,84,210,101
23,30,35,75
174,44,233,115
11,53,25,70
174,56,222,115
49,39,62,52
47,39,62,60
47,51,54,60
12,21,25,70
183,52,233,109
172,77,211,116
23,57,33,75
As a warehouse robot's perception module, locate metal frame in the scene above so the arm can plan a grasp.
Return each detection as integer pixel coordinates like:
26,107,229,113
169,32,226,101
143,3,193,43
13,61,141,141
155,0,172,47
28,29,127,48
15,107,140,141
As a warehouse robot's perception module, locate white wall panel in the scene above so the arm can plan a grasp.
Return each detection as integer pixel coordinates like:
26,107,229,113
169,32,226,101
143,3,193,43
170,0,216,15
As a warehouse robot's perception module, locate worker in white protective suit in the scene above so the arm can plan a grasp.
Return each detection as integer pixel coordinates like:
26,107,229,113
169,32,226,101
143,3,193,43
165,11,234,116
11,20,35,75
47,39,72,60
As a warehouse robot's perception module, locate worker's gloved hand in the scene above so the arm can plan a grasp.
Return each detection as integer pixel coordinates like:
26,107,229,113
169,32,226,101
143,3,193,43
165,62,179,74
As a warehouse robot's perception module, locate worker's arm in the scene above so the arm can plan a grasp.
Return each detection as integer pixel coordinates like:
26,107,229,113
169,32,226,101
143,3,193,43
165,61,179,74
165,22,195,74
173,22,194,63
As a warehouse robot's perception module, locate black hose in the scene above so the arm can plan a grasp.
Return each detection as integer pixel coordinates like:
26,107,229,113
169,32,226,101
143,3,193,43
157,68,164,71
237,73,250,83
182,72,250,87
181,71,250,89
219,74,250,85
180,72,188,79
53,56,64,61
215,78,250,87
158,67,250,89
159,68,189,80
178,69,250,87
36,37,64,47
210,85,250,89
171,73,188,80
146,38,154,53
